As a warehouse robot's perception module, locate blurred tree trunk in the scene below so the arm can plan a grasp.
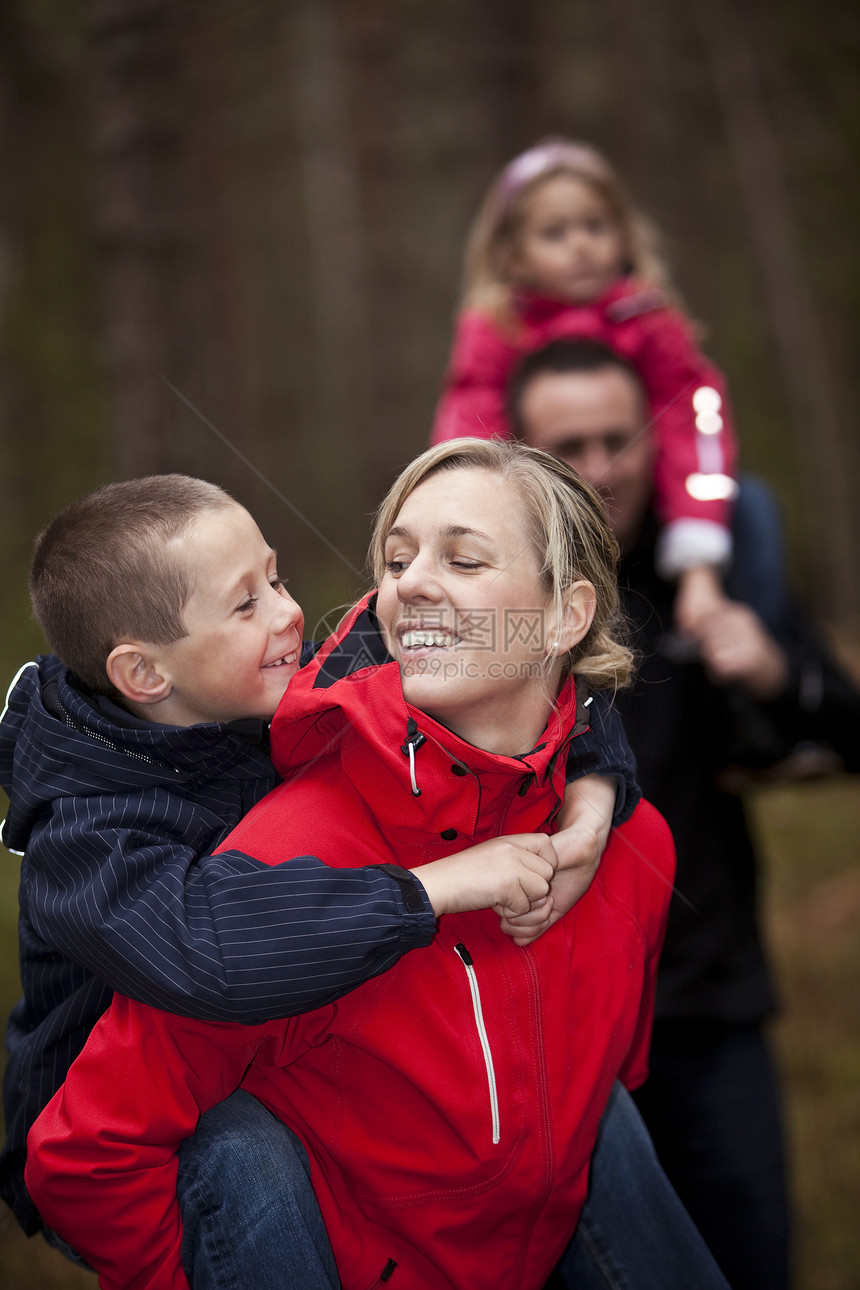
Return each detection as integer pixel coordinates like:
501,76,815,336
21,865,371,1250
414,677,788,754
287,0,373,507
85,0,214,477
694,0,860,628
0,2,109,671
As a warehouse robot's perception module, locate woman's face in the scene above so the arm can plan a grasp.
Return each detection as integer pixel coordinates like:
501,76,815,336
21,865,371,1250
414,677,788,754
376,466,560,755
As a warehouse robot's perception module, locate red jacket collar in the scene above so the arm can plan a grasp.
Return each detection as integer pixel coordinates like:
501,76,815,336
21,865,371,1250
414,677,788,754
270,593,582,833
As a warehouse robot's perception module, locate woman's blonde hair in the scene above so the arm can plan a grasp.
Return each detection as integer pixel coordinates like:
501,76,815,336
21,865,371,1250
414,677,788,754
369,438,634,692
461,138,675,331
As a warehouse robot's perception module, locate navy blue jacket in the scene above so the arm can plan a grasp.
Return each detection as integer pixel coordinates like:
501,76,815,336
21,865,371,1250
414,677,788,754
0,651,637,1233
616,509,860,1024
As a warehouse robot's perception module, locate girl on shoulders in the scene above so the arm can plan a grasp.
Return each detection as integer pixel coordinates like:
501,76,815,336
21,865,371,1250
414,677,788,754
432,138,738,633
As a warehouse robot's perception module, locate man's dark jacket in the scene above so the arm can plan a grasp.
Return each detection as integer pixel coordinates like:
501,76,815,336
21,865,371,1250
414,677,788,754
615,511,860,1023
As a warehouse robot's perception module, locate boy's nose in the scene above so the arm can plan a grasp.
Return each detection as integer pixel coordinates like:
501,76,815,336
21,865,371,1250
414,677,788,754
273,589,303,631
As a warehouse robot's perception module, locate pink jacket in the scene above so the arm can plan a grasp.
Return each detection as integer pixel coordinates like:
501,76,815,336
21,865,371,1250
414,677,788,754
26,596,675,1290
432,281,738,575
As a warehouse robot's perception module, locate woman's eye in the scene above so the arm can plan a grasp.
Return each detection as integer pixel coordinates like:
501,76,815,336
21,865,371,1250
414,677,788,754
451,560,482,572
384,559,408,575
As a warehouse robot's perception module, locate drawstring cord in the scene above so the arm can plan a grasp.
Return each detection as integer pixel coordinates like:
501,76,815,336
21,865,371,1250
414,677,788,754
400,718,426,797
406,741,419,796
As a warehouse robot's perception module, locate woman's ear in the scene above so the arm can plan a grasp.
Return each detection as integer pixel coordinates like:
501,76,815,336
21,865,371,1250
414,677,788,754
551,582,597,655
106,643,172,706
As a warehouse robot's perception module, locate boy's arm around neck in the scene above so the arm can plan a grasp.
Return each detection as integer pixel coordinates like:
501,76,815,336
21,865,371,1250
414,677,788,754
564,688,640,826
24,788,435,1023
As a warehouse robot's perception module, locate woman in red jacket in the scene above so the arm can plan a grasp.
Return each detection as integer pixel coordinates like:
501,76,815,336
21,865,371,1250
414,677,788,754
28,440,681,1290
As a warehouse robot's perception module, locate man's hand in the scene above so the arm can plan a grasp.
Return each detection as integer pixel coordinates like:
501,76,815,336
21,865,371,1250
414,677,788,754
413,834,559,920
689,601,789,700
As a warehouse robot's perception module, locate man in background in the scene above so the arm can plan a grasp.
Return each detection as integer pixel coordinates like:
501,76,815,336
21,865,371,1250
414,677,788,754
510,336,860,1290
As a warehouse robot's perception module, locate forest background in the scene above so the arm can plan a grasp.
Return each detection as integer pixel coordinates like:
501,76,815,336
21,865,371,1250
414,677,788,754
0,1,858,1287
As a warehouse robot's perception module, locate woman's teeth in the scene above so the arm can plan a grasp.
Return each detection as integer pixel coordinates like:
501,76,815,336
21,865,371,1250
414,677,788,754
401,630,458,650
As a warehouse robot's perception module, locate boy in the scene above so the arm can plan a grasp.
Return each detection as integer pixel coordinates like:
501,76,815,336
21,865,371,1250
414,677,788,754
0,474,635,1284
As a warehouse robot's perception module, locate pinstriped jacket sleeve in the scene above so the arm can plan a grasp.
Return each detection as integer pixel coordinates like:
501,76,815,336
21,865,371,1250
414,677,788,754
21,795,437,1024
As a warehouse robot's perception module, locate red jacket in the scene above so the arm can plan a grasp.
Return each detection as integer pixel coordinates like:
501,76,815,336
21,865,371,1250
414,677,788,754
432,280,738,572
27,596,675,1290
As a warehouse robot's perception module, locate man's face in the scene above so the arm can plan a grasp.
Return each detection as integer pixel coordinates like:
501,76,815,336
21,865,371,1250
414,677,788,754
517,366,656,550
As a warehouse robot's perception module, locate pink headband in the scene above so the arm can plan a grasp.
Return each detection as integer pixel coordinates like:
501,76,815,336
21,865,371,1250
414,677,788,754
497,141,612,214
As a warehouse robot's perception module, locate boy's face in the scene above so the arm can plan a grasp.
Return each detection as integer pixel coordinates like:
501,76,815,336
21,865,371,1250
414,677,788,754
153,504,304,726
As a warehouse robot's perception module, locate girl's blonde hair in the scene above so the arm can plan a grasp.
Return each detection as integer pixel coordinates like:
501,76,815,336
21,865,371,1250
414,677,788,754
370,438,634,693
461,138,675,330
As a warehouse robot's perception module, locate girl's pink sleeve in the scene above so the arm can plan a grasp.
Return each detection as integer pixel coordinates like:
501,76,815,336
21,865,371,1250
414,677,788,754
430,311,519,444
634,310,739,570
26,996,271,1290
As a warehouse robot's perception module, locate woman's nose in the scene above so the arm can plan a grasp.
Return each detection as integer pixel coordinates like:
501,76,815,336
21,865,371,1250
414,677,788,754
396,554,442,603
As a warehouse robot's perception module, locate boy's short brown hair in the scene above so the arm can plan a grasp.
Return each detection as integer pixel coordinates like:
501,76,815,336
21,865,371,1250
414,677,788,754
30,474,235,695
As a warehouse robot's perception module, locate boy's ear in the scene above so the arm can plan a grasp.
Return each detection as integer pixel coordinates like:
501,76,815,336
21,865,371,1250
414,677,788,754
106,643,172,706
551,582,597,655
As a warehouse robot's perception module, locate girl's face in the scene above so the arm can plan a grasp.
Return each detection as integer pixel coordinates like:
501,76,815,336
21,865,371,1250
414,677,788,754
509,173,626,304
376,467,561,756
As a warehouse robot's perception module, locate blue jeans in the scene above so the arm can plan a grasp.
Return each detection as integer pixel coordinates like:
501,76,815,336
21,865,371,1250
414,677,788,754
177,1091,338,1290
633,1020,791,1290
176,1084,728,1290
558,1083,730,1289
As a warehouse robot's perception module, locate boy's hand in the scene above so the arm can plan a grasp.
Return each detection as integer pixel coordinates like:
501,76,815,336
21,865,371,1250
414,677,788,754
499,873,581,946
499,773,616,946
413,835,558,920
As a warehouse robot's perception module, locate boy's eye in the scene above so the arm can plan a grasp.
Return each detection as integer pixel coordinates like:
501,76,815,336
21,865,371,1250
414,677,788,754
236,597,257,614
270,576,285,591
